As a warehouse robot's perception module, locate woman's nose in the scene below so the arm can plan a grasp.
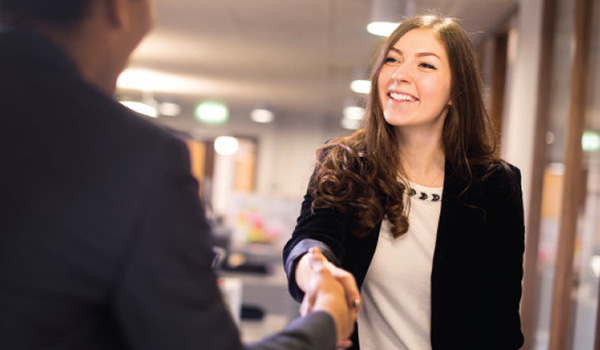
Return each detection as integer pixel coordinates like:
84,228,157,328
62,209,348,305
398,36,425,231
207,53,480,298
391,64,411,83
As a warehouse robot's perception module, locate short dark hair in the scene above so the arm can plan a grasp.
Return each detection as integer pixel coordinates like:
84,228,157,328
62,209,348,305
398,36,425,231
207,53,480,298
0,0,93,26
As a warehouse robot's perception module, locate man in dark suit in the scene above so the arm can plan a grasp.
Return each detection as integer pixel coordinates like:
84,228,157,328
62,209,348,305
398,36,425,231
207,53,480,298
0,0,359,349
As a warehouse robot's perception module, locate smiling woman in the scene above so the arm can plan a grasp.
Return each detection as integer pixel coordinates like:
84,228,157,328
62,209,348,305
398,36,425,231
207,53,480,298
283,15,526,350
378,29,452,141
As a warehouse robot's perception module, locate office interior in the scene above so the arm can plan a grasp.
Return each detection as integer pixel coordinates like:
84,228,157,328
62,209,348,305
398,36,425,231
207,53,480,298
114,0,600,349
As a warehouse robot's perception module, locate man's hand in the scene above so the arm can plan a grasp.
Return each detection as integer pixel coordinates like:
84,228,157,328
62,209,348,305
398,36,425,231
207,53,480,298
299,247,360,348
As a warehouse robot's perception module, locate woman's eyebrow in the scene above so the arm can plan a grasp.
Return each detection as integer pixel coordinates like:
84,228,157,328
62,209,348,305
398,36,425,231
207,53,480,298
415,52,441,59
389,47,402,55
390,47,441,59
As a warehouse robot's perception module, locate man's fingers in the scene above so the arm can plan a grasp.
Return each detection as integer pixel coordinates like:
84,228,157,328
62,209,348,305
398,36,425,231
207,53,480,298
336,272,362,311
336,339,353,349
299,298,309,316
300,279,318,316
322,262,361,311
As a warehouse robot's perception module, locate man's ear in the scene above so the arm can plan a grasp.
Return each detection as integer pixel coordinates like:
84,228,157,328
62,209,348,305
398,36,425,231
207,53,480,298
103,0,128,28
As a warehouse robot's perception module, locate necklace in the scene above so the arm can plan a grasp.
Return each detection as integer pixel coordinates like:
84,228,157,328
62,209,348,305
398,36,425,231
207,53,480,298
407,187,442,202
401,162,445,188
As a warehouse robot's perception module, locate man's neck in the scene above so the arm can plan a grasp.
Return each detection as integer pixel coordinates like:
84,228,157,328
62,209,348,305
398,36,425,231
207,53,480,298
30,20,119,94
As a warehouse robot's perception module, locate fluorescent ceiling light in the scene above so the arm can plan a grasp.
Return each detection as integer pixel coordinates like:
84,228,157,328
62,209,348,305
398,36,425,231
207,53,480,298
214,136,239,156
250,108,274,123
350,80,371,94
120,101,158,118
195,101,229,124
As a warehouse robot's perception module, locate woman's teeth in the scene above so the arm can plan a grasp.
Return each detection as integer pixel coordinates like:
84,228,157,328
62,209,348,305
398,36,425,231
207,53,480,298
389,92,417,102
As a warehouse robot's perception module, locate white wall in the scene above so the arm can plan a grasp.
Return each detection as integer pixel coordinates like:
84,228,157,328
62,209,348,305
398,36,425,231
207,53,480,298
254,112,344,198
168,109,350,217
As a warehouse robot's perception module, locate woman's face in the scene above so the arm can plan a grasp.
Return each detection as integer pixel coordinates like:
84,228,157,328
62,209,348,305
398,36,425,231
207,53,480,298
377,29,452,135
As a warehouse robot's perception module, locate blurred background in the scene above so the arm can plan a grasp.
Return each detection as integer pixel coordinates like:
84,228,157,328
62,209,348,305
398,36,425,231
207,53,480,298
115,0,600,349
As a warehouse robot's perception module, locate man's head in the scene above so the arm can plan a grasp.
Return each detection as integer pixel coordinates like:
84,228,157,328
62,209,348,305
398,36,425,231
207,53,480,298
0,0,93,27
1,0,155,93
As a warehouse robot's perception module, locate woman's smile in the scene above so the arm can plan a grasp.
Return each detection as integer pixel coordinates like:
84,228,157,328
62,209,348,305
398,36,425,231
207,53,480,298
378,28,452,131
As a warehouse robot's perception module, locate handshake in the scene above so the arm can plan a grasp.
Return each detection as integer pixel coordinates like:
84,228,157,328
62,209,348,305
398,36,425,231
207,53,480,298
296,247,362,349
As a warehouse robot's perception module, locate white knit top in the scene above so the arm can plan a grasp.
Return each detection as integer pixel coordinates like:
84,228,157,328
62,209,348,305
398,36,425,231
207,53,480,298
357,182,442,350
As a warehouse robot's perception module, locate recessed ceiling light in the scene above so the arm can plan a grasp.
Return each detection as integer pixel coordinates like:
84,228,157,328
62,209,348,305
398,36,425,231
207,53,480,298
159,102,181,117
367,0,409,37
366,22,399,37
341,118,362,130
341,105,365,130
343,106,365,121
350,80,371,94
195,101,229,124
214,136,239,155
250,108,275,123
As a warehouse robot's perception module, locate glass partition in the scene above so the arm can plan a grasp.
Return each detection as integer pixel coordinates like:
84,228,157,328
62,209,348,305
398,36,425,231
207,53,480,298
532,0,575,347
570,0,600,348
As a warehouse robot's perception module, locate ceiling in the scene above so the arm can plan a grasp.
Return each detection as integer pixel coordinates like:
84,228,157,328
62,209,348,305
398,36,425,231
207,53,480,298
117,0,517,133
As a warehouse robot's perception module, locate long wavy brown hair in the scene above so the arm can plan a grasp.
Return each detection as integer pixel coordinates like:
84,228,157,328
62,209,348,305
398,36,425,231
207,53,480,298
310,15,500,238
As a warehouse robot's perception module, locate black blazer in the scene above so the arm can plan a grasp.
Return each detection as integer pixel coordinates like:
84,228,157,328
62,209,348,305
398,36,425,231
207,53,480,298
284,161,525,349
0,26,337,350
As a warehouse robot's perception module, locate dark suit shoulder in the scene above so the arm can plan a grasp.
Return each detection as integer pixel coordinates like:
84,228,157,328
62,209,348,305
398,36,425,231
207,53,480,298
468,161,523,206
64,80,177,145
48,73,182,160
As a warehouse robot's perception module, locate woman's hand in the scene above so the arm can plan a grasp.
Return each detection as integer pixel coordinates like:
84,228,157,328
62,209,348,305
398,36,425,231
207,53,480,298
299,247,360,348
296,247,362,313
